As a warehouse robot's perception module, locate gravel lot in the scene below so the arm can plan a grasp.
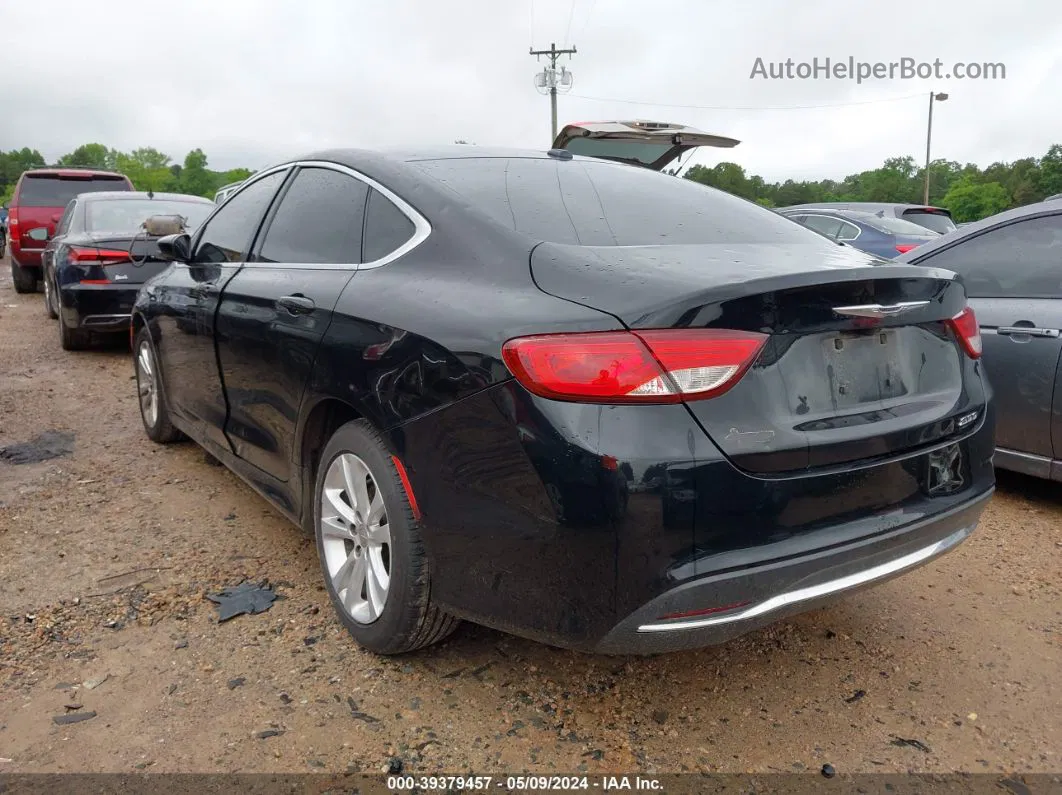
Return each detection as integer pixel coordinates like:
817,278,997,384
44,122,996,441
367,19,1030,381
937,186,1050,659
1,255,1060,776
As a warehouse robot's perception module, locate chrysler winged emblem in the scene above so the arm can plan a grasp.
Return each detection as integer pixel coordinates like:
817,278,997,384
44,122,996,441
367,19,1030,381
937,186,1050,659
833,300,930,319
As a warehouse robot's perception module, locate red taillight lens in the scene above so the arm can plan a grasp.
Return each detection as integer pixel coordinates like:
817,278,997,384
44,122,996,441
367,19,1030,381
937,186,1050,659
501,329,768,404
69,246,132,264
895,244,918,254
8,208,19,233
946,306,982,359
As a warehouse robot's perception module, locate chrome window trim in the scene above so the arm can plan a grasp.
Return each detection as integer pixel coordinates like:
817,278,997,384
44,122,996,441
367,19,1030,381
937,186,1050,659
243,159,431,272
801,212,855,241
836,220,862,242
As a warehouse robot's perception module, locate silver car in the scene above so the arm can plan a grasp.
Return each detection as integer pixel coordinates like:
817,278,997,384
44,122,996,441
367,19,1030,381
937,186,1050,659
896,201,1062,482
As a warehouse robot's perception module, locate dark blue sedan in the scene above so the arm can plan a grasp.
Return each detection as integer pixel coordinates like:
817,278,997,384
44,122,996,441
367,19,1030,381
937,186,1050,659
778,208,939,259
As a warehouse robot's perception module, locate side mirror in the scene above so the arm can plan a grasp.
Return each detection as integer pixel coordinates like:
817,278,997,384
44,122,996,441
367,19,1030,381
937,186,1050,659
27,227,49,242
157,233,192,262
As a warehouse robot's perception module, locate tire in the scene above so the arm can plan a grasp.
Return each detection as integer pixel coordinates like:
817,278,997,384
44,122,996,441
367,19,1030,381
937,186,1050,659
314,420,459,655
58,313,91,351
43,271,59,319
11,261,37,294
134,327,182,443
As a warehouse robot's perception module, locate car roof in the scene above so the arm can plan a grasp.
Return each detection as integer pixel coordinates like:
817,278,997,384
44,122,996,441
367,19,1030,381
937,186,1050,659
80,191,212,203
21,167,127,179
782,201,951,213
895,200,1062,262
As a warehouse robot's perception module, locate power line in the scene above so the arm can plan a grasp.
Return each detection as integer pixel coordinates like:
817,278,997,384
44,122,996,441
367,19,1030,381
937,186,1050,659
564,0,578,46
575,0,598,40
567,91,927,111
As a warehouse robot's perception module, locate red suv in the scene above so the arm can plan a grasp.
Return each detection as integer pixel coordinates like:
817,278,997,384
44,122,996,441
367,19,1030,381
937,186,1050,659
8,168,134,293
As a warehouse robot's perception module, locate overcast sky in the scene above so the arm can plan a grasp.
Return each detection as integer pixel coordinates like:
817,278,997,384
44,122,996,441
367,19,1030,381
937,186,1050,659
1,0,1059,181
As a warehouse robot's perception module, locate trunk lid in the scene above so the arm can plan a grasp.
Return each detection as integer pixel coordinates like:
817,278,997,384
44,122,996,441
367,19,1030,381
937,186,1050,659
69,233,174,284
551,120,740,171
530,243,985,474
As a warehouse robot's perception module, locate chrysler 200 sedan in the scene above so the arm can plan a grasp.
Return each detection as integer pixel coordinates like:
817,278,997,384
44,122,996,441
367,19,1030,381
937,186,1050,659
132,146,996,656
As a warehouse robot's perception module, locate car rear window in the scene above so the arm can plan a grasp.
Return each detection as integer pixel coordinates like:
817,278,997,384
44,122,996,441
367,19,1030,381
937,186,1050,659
412,157,816,246
561,139,675,168
847,213,939,236
17,175,130,207
86,199,214,233
901,209,955,234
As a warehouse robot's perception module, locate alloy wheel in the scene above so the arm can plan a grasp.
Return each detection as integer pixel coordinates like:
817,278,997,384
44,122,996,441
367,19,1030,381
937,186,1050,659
320,453,391,624
136,340,159,428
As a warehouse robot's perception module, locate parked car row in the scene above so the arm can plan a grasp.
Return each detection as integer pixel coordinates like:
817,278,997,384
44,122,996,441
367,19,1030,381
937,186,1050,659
5,121,1052,660
4,166,218,350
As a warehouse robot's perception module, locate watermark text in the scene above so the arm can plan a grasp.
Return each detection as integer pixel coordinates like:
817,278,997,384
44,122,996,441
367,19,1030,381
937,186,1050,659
750,57,1006,83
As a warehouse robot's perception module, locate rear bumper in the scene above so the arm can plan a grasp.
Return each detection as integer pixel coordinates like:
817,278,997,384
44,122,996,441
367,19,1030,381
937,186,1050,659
11,248,43,270
59,283,137,332
593,488,991,654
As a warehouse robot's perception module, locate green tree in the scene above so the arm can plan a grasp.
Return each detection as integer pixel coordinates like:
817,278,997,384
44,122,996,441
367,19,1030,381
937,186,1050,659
114,148,175,192
1037,144,1062,197
178,148,214,197
0,147,47,197
57,143,116,170
220,167,253,185
941,178,1011,222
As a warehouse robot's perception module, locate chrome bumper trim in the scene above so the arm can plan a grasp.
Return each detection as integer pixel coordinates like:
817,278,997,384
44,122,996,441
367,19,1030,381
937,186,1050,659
637,523,973,633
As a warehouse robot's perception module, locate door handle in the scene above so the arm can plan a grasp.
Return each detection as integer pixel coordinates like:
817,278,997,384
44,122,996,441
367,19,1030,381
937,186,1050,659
997,326,1061,338
276,294,315,315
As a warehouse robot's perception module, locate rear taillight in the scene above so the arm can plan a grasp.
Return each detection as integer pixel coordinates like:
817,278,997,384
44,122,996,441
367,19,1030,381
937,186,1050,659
894,244,918,254
501,329,768,404
69,246,132,265
8,208,18,233
946,306,982,359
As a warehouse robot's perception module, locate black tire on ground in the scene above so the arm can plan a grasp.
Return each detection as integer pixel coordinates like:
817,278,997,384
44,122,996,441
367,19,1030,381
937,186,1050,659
134,326,182,444
11,261,37,294
58,313,91,351
314,420,459,655
44,272,58,319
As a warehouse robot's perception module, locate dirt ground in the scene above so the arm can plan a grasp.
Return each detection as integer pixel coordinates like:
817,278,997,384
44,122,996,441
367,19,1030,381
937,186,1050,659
0,254,1060,777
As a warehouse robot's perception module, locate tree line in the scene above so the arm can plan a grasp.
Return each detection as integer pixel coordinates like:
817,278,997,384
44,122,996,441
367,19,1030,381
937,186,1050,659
0,143,254,205
675,143,1062,222
4,141,1062,223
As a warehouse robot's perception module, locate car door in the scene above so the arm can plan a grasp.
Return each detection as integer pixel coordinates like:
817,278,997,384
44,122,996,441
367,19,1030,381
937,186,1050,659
214,164,368,483
911,212,1062,476
154,168,288,450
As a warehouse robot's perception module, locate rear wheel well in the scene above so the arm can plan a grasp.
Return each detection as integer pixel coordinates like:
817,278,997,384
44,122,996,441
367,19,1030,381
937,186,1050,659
131,312,147,339
298,398,364,532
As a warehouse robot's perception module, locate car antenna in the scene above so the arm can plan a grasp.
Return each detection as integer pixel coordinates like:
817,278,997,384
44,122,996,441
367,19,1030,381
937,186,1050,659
147,189,154,199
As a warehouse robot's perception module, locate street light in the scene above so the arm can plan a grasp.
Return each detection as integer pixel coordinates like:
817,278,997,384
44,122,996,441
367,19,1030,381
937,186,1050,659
923,91,949,205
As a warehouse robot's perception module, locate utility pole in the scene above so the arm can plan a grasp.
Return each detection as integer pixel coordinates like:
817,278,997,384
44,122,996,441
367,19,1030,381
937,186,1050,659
531,42,576,142
923,91,949,205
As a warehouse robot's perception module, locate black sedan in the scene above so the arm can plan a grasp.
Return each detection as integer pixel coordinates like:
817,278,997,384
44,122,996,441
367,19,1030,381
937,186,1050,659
132,147,996,656
41,191,214,350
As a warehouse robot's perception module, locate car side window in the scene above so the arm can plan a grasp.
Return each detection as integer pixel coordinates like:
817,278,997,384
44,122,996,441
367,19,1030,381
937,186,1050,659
56,201,76,236
919,215,1062,299
255,167,368,265
801,214,844,239
836,221,860,241
362,188,415,263
192,171,285,265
